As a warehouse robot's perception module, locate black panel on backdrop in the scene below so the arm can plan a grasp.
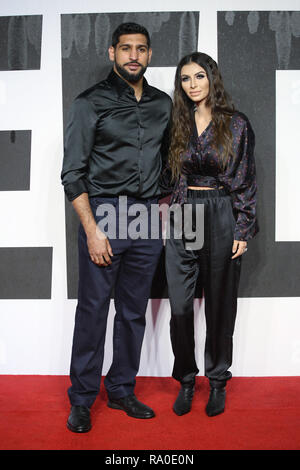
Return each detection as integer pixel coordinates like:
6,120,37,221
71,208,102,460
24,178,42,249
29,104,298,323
0,248,52,299
61,11,199,299
0,15,42,70
0,130,31,190
218,11,300,296
0,17,52,300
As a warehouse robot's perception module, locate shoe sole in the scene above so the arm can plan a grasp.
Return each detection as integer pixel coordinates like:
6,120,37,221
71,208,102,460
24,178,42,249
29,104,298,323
67,420,92,433
107,401,155,419
173,406,191,416
205,408,225,417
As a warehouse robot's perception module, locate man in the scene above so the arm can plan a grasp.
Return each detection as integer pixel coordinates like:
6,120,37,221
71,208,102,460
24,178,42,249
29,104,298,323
61,22,172,433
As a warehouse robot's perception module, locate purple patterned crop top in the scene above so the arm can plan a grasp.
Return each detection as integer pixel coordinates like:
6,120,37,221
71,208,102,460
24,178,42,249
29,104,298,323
160,112,259,241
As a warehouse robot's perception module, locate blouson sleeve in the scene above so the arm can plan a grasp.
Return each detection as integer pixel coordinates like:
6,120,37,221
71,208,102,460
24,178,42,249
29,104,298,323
61,96,98,201
159,163,174,196
219,116,258,241
158,117,174,197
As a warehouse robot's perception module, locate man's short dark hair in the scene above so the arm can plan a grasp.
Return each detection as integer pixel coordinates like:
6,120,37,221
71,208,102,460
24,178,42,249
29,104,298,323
111,22,151,48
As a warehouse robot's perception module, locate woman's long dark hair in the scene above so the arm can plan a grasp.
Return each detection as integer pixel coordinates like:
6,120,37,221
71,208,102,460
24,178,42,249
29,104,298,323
169,52,235,180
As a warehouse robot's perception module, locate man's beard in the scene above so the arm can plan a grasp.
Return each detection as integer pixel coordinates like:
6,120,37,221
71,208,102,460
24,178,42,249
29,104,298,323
115,61,148,83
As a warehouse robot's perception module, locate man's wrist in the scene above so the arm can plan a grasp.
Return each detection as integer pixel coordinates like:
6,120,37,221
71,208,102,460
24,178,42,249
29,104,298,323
86,225,106,241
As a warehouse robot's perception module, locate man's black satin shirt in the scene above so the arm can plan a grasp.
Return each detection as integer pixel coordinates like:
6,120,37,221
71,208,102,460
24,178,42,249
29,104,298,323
61,69,172,201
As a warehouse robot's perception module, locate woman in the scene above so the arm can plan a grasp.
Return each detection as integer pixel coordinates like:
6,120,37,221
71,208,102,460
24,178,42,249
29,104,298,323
164,52,258,417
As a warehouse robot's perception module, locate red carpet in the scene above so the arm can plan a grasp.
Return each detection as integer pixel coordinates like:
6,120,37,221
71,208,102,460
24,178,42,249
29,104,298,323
0,376,299,450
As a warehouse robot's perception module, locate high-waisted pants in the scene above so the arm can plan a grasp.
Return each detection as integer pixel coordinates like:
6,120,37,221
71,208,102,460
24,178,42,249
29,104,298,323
165,188,242,388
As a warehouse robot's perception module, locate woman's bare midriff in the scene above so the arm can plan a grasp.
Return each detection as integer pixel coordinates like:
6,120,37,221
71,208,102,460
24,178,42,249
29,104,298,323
188,186,223,190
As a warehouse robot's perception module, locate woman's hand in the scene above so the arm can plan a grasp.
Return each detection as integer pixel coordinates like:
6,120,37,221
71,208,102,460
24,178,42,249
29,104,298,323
231,240,247,259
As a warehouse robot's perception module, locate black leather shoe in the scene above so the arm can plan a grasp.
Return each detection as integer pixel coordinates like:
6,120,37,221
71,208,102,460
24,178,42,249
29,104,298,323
205,388,226,417
173,383,195,416
107,394,155,419
67,405,91,433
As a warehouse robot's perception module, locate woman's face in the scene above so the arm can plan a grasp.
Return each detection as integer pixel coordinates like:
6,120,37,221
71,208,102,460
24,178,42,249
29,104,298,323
180,62,210,104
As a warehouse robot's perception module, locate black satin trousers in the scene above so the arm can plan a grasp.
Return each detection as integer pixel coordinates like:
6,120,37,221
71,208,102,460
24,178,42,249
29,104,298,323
165,189,242,388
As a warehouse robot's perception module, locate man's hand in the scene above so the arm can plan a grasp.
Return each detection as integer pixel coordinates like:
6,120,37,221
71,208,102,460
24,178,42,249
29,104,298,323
87,227,113,266
71,193,114,267
231,240,247,259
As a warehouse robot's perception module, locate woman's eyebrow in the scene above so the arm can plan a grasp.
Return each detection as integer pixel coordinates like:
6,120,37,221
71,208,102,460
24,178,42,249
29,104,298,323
181,71,207,77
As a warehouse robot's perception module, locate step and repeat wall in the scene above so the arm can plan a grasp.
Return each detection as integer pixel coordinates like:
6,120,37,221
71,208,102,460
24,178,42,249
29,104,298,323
0,0,300,376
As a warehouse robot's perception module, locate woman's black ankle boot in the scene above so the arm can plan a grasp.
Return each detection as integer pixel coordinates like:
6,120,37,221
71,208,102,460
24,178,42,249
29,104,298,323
205,387,226,417
173,381,195,416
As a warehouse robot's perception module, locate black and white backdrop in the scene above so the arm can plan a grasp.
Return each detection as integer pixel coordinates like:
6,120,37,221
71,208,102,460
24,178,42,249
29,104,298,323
0,0,300,376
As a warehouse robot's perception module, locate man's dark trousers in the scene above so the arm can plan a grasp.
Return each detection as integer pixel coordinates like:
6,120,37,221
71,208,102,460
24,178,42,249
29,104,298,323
68,195,162,408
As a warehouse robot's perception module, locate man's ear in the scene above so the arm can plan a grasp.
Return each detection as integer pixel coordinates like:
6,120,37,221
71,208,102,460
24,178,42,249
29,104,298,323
148,48,153,64
108,46,115,62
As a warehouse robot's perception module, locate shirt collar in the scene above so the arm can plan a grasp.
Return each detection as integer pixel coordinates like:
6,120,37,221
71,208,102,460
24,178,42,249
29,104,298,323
106,68,152,98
